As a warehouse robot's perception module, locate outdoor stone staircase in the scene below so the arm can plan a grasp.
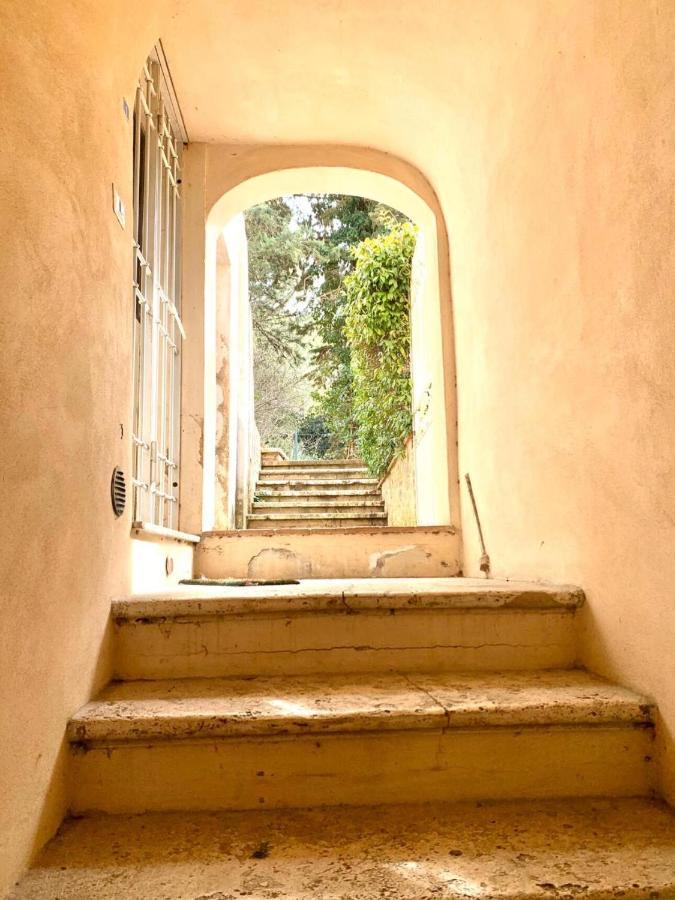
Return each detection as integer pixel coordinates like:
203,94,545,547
12,571,675,897
247,457,388,529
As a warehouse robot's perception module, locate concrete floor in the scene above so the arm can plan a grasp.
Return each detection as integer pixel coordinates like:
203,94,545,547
9,798,675,899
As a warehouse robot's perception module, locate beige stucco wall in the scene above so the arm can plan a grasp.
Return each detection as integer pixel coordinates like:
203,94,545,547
380,435,416,527
201,214,257,531
130,537,194,594
410,231,451,525
0,2,166,894
446,2,675,803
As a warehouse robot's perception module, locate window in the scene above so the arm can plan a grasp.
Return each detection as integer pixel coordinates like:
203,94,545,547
131,51,186,530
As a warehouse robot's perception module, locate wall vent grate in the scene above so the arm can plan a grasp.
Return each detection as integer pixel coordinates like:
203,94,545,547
111,467,127,518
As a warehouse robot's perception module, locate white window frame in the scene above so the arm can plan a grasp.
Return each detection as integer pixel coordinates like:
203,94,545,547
131,48,187,530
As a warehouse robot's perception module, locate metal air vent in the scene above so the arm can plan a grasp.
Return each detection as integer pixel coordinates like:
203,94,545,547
111,467,127,518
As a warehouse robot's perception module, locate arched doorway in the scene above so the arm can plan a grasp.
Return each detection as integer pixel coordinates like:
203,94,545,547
179,148,459,538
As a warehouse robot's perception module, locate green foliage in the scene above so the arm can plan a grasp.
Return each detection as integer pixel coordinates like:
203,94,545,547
297,196,408,454
245,198,311,361
245,194,413,463
252,334,311,455
296,415,334,459
344,223,416,476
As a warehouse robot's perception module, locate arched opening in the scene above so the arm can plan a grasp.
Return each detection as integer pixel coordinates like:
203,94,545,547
183,162,458,536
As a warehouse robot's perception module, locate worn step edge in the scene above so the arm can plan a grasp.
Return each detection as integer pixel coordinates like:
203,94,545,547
259,466,369,473
249,510,386,518
262,459,366,467
248,511,388,520
252,500,386,508
111,578,586,621
258,471,370,479
247,515,387,531
257,478,379,486
256,488,381,501
250,510,386,517
68,670,653,746
201,524,455,535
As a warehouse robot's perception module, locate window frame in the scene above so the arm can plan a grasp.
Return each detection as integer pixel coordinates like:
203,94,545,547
131,49,187,532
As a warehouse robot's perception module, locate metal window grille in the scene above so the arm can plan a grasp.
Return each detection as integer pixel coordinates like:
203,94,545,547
131,55,185,529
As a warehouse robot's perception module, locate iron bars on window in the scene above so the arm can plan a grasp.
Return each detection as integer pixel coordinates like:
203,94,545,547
131,57,184,530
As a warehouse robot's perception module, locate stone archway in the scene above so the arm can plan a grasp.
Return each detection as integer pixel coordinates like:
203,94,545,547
179,146,459,536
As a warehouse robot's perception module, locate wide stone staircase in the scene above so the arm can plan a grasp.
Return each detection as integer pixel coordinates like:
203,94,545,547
11,560,675,896
247,457,387,529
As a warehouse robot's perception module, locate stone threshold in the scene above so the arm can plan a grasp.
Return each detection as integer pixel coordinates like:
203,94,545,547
111,576,585,620
201,523,457,537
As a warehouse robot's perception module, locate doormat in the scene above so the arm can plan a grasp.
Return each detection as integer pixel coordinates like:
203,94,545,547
180,577,300,587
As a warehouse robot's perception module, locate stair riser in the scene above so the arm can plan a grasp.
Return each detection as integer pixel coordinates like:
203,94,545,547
255,482,379,492
69,725,654,814
256,489,382,498
250,510,385,518
197,527,460,579
114,609,578,679
258,471,370,481
252,503,385,513
262,461,366,469
247,517,387,529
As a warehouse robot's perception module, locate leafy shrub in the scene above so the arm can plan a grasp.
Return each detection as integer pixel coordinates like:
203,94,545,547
297,414,339,458
344,223,416,476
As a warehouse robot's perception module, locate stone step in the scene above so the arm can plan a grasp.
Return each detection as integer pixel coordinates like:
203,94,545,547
250,506,385,519
260,447,287,465
252,498,385,510
197,525,454,579
12,798,675,899
247,511,388,529
258,466,377,484
248,504,387,527
112,578,583,679
255,478,379,494
262,458,366,468
67,670,654,814
255,486,382,498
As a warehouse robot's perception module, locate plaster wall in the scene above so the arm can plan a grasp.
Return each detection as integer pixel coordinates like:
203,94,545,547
130,537,194,594
230,221,258,528
0,2,164,893
436,2,675,803
410,232,450,524
202,215,256,531
212,234,235,529
380,435,416,527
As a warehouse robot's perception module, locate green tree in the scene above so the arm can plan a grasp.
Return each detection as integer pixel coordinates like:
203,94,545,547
296,196,407,453
253,335,312,454
245,195,411,461
245,198,311,360
344,222,416,475
245,198,314,455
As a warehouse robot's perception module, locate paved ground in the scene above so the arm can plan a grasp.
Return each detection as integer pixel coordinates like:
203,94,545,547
9,797,675,899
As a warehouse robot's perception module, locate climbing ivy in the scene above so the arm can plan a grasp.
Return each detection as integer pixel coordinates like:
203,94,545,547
344,223,416,476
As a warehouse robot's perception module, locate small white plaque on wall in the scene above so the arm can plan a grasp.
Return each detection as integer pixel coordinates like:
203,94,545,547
112,184,126,229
